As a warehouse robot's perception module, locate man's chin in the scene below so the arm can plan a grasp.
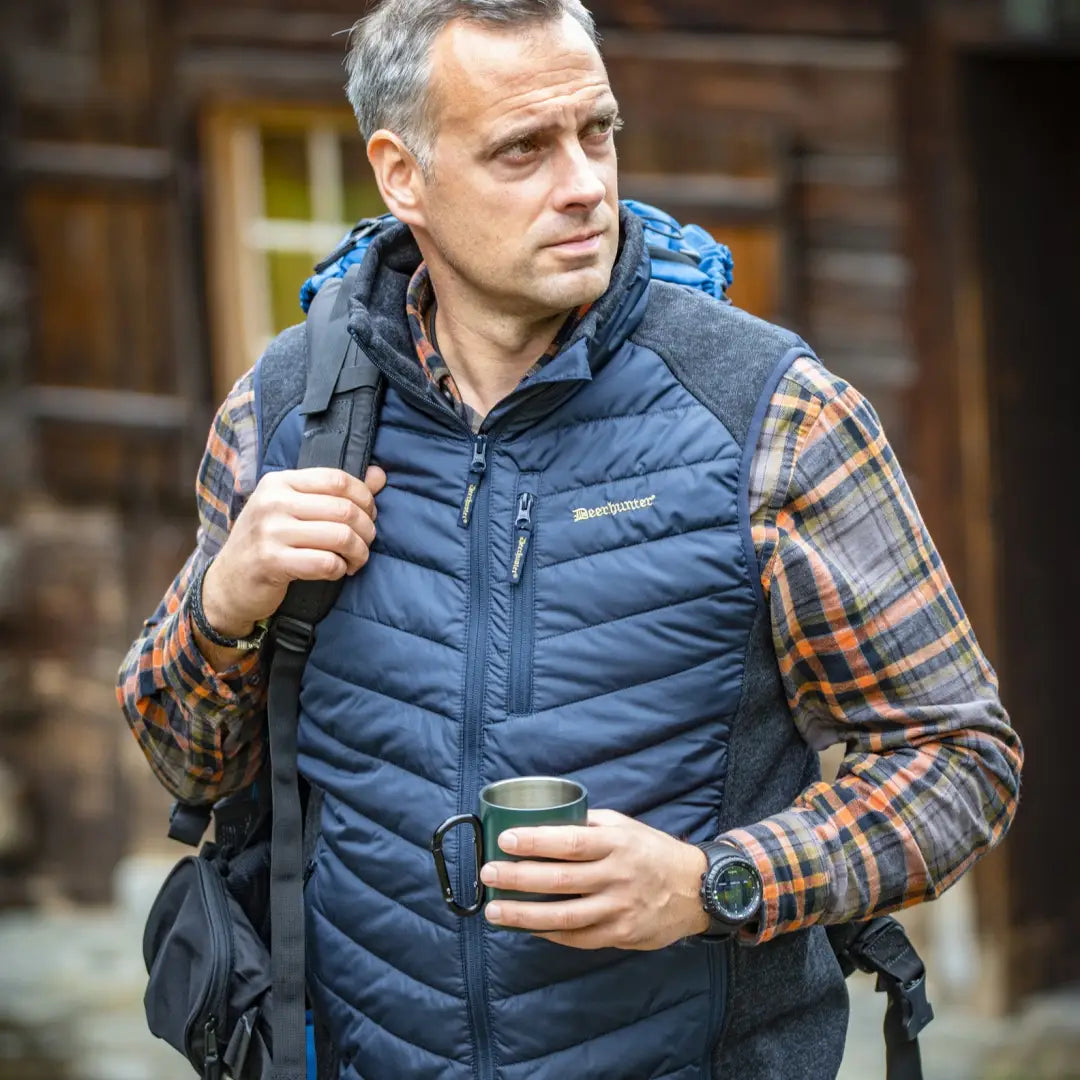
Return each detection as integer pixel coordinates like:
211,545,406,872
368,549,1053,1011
538,263,614,311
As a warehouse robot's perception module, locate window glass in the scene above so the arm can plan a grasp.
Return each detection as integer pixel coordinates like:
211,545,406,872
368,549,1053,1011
262,133,311,221
341,137,386,223
268,250,318,335
203,107,390,395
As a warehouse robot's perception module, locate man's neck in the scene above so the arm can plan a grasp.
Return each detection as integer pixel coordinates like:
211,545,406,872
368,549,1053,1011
431,288,568,419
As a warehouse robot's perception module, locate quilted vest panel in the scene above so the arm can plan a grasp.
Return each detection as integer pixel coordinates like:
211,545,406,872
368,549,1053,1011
261,330,755,1080
252,212,848,1080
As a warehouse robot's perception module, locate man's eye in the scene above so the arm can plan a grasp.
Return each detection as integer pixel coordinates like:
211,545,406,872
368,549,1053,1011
502,139,538,159
584,117,620,139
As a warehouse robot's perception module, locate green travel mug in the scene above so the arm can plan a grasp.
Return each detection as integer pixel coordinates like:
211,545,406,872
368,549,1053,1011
431,776,588,917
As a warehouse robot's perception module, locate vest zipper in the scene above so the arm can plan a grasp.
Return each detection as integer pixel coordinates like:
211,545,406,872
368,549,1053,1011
508,480,538,715
459,435,488,529
461,435,495,1080
509,491,535,585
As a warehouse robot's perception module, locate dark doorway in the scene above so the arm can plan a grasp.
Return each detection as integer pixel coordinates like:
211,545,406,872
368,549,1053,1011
962,53,1080,999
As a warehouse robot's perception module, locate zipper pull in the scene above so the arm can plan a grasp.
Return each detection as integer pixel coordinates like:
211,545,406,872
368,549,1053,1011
459,435,488,529
203,1018,221,1080
510,492,536,584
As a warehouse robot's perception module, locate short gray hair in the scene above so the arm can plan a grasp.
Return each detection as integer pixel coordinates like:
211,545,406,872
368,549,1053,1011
344,0,599,173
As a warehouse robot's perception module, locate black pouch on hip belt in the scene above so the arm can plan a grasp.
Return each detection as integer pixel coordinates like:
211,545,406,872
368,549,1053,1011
143,793,274,1080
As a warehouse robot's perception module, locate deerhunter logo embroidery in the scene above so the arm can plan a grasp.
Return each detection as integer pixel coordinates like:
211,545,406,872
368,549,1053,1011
571,495,657,523
511,534,528,579
461,482,478,526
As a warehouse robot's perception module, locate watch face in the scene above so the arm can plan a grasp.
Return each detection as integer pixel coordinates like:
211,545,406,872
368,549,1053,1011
709,860,761,922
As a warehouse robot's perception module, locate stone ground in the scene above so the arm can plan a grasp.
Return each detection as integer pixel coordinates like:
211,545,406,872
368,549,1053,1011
0,855,1076,1080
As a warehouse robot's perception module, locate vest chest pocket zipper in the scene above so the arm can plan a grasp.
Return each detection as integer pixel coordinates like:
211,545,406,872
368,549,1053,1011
508,475,539,716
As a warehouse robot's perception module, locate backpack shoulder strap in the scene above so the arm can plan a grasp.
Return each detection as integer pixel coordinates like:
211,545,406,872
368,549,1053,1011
275,264,386,629
266,265,385,1080
828,917,934,1080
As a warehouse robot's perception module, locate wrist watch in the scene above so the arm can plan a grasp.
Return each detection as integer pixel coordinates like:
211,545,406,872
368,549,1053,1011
697,840,763,938
187,560,268,652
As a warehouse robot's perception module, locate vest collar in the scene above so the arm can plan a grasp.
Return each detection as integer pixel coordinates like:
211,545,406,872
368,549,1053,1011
344,205,651,408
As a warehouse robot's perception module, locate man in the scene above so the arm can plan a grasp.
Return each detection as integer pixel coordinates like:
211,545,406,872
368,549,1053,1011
118,2,1023,1078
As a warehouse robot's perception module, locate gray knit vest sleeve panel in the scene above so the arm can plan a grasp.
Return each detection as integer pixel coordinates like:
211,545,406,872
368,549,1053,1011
713,606,846,1077
253,323,308,475
630,283,809,449
634,288,847,1078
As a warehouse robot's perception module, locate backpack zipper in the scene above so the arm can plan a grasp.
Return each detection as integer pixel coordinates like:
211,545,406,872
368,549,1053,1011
184,857,233,1078
202,1017,221,1080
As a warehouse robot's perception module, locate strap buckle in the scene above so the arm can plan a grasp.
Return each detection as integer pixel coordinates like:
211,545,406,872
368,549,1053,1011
880,969,934,1041
841,917,935,1041
271,615,316,654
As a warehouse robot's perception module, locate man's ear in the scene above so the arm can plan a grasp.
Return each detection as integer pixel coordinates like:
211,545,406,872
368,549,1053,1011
367,130,427,229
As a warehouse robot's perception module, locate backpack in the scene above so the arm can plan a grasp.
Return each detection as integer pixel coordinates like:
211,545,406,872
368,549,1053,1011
298,199,734,315
141,201,932,1080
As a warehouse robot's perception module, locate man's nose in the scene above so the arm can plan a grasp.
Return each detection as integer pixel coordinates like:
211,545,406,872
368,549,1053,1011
553,141,607,212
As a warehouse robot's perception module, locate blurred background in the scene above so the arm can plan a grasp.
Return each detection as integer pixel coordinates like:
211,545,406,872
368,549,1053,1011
0,0,1077,1077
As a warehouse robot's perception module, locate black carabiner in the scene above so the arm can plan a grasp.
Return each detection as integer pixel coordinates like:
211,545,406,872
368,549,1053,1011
430,813,484,916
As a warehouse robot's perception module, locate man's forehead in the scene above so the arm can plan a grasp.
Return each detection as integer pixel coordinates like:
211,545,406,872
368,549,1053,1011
430,15,611,134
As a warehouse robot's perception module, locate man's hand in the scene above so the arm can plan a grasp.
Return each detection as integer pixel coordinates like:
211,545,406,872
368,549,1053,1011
479,809,710,950
201,465,387,641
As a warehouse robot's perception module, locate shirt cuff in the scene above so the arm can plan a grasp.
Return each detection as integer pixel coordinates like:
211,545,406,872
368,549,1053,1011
161,604,264,714
719,811,832,945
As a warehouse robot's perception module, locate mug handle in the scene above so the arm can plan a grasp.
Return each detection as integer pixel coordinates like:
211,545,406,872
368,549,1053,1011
431,814,484,917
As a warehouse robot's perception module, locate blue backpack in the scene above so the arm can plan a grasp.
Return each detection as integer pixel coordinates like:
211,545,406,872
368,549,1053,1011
298,198,734,312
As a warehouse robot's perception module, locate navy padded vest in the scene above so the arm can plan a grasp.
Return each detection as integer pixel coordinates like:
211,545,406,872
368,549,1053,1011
256,213,849,1080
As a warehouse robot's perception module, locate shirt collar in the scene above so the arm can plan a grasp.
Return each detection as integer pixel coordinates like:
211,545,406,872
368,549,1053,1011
405,261,590,432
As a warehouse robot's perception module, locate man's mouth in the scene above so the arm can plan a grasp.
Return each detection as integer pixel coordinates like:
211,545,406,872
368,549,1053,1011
548,229,605,254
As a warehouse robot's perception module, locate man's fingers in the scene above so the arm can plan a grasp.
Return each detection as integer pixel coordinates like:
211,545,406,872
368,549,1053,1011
276,521,371,572
278,548,350,582
284,467,380,517
480,858,603,896
485,894,613,934
530,927,620,951
364,465,388,498
499,824,616,862
285,494,377,545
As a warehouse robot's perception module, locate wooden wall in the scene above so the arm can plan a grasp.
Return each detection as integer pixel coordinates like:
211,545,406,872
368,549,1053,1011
0,0,913,898
898,0,1080,1007
0,18,37,907
604,30,911,455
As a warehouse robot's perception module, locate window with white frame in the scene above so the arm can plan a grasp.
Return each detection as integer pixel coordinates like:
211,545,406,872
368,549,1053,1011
202,105,387,398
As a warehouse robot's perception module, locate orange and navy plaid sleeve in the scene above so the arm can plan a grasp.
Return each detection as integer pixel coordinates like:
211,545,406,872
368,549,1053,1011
116,370,267,805
722,355,1022,944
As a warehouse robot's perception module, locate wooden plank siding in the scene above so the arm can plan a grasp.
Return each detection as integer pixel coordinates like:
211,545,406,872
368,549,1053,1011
175,0,896,40
604,32,913,455
5,0,915,900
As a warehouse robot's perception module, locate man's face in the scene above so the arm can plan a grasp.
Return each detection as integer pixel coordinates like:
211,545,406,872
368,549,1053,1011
409,14,620,319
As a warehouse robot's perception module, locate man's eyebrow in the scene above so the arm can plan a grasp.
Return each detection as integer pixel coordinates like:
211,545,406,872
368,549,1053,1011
487,101,621,151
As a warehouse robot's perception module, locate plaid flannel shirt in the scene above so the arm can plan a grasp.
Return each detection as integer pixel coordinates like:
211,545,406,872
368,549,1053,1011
118,265,1022,944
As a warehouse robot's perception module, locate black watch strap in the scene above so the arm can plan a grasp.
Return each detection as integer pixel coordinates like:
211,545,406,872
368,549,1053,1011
187,559,267,651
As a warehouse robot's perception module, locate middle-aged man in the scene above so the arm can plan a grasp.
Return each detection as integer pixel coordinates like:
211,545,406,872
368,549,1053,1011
119,2,1023,1077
